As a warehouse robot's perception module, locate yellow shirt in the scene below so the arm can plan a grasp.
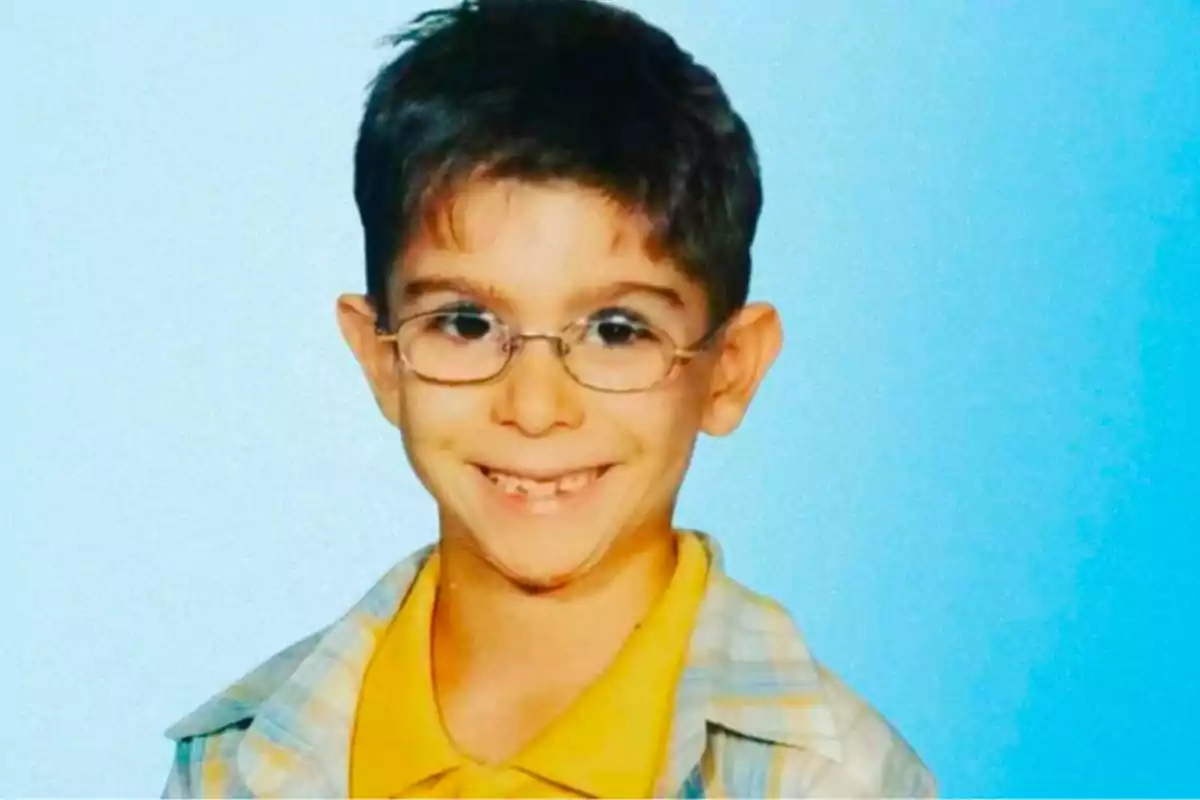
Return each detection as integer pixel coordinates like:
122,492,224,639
350,532,710,799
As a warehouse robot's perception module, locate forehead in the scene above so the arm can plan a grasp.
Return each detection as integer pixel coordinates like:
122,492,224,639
395,178,706,313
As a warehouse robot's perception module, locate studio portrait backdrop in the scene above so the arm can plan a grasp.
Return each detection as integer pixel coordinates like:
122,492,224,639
4,1,1197,795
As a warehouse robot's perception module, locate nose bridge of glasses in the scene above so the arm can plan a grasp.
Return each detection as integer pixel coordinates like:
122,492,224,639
506,331,571,357
498,331,579,393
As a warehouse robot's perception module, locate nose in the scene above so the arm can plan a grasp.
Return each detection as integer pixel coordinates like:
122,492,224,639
490,335,584,436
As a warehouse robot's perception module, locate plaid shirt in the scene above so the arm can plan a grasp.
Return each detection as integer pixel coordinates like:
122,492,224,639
162,535,937,798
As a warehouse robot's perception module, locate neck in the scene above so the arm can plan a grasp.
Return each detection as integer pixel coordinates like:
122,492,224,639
431,525,679,687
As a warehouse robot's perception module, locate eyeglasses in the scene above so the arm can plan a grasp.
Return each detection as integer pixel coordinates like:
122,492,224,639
377,308,721,393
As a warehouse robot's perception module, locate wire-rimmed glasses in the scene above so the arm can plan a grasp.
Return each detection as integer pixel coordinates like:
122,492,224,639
377,308,721,393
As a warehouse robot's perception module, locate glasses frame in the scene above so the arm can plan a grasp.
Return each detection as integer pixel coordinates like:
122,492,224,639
376,308,727,394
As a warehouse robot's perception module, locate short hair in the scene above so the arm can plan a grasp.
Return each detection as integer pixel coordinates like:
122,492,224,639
353,0,762,330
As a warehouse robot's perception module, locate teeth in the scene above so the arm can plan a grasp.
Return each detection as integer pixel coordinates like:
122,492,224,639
557,471,591,494
483,467,601,498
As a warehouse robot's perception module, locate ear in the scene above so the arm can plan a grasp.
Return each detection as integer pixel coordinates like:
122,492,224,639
700,302,783,437
336,293,403,428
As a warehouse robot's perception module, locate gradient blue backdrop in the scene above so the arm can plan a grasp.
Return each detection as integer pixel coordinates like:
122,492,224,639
4,2,1197,795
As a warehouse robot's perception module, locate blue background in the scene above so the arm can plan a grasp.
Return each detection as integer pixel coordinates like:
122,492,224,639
4,1,1197,795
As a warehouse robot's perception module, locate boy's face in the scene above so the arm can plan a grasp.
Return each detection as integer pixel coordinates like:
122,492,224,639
339,179,781,590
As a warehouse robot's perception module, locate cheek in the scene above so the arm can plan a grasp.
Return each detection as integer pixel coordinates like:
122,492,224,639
607,383,706,461
397,382,486,455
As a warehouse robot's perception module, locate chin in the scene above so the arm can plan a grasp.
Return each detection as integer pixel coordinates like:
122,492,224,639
472,524,615,592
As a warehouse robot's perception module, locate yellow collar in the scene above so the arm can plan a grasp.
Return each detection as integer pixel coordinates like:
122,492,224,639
351,531,710,798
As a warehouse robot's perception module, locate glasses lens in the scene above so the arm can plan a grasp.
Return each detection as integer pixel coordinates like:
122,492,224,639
397,310,507,382
563,317,673,391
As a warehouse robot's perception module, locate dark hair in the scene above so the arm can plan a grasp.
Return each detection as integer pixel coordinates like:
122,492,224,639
354,0,762,330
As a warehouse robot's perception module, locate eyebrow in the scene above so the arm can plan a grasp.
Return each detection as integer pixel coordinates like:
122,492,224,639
400,277,510,310
399,276,687,312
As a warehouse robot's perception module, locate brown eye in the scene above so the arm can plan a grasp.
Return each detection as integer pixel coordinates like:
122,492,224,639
422,304,500,342
439,312,493,340
583,309,658,348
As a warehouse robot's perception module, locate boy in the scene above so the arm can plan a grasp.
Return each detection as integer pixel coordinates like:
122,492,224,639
162,0,938,796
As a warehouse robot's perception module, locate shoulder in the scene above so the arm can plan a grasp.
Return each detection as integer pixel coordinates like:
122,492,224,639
163,627,328,741
693,559,938,796
159,547,435,796
160,629,329,797
163,543,436,741
808,663,939,797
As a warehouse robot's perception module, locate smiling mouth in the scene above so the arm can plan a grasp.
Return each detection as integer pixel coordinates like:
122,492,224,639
475,464,613,501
